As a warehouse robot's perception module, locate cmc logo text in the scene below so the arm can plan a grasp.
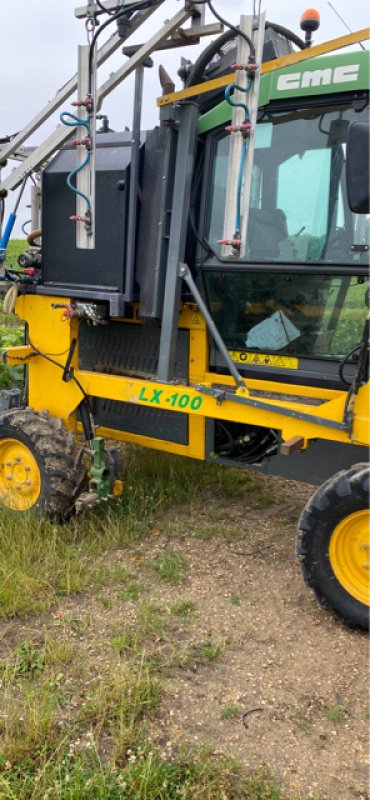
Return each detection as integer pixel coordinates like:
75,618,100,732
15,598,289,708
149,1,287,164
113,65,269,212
276,64,360,91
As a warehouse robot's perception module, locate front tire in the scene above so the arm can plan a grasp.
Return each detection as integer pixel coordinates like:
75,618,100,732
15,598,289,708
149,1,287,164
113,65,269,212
0,408,86,517
298,464,370,630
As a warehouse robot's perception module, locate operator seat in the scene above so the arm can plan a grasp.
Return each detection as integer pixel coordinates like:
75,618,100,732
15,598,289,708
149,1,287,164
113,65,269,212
248,207,294,260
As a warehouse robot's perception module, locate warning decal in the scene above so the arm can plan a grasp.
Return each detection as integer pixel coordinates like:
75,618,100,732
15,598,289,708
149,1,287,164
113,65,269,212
229,351,299,370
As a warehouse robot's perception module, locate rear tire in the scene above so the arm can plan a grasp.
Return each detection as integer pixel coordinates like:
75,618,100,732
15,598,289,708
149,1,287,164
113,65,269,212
0,408,86,518
298,464,370,630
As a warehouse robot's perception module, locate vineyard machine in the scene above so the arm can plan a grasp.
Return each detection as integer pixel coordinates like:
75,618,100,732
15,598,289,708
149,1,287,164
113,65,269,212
0,1,369,629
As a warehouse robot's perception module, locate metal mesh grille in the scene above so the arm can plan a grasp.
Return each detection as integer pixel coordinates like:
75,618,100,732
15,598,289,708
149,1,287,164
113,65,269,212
94,399,189,444
136,126,177,319
79,321,189,380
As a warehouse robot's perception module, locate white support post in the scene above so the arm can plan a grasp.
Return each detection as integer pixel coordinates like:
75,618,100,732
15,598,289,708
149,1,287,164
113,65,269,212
239,12,265,257
75,45,96,249
221,12,265,259
31,183,41,232
221,15,252,258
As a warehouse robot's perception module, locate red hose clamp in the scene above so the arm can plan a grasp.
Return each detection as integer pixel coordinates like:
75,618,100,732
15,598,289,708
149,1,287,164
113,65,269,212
218,238,242,248
225,123,252,133
72,99,92,109
232,62,258,72
62,305,75,320
71,136,90,147
70,215,90,223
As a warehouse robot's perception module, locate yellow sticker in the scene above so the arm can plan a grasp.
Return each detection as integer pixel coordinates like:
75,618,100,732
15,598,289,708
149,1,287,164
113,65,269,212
191,314,202,326
229,351,298,369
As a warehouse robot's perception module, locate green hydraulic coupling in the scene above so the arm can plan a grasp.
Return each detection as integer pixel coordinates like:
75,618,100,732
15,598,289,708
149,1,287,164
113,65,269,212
89,436,123,500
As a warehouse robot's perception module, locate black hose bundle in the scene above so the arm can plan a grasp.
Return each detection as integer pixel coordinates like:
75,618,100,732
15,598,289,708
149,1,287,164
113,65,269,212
185,21,305,89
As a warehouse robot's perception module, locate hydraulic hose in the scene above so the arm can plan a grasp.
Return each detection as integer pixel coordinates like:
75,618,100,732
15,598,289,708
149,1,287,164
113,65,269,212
27,228,42,246
185,22,305,88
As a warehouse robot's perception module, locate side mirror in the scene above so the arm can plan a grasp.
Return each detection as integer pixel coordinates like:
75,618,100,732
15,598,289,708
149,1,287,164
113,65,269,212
346,121,370,214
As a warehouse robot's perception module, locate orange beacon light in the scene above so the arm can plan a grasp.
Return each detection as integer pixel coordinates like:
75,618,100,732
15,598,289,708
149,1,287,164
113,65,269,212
300,8,321,46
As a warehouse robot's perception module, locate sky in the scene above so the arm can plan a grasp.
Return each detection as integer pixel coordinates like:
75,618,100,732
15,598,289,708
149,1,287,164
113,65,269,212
0,0,368,237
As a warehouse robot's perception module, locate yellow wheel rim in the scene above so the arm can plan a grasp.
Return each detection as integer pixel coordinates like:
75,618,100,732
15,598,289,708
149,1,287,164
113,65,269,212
329,510,370,606
0,439,41,511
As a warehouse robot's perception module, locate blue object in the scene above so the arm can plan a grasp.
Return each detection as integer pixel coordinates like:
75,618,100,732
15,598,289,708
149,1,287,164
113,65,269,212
225,80,252,239
225,81,251,116
60,111,92,213
0,212,16,263
236,139,247,234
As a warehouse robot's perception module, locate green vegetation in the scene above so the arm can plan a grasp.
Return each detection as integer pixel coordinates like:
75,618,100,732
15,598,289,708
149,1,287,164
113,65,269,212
221,702,242,720
190,641,222,663
0,314,24,388
325,705,346,725
0,640,45,682
119,581,141,601
170,599,196,617
0,745,287,799
0,434,309,797
291,707,312,734
0,447,267,617
0,239,26,387
2,238,27,267
230,593,241,606
152,548,188,584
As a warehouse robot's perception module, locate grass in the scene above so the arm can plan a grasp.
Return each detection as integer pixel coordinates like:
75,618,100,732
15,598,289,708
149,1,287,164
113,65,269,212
230,593,241,606
221,702,242,721
170,599,196,617
0,745,288,799
292,707,313,734
325,705,346,725
190,641,222,663
0,442,270,619
0,436,301,797
0,634,285,799
0,240,26,387
0,512,93,617
152,549,188,584
0,630,293,798
2,239,27,267
119,581,141,601
77,661,161,754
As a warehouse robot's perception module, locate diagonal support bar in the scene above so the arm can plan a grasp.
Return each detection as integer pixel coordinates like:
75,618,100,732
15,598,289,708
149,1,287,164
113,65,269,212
0,3,162,193
0,32,123,166
179,263,245,387
95,5,193,111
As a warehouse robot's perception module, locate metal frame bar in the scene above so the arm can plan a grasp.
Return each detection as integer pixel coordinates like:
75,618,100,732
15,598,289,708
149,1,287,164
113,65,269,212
75,0,205,22
156,103,199,382
95,6,192,109
124,64,146,300
0,2,162,192
0,31,123,166
122,22,223,55
75,0,149,18
157,26,370,107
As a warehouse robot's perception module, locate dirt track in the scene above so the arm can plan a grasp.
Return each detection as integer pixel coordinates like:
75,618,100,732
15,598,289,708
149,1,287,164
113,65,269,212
144,478,369,799
0,473,368,798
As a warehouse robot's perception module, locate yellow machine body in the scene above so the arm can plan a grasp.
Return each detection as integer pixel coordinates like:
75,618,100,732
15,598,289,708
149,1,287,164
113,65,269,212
6,294,369,460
